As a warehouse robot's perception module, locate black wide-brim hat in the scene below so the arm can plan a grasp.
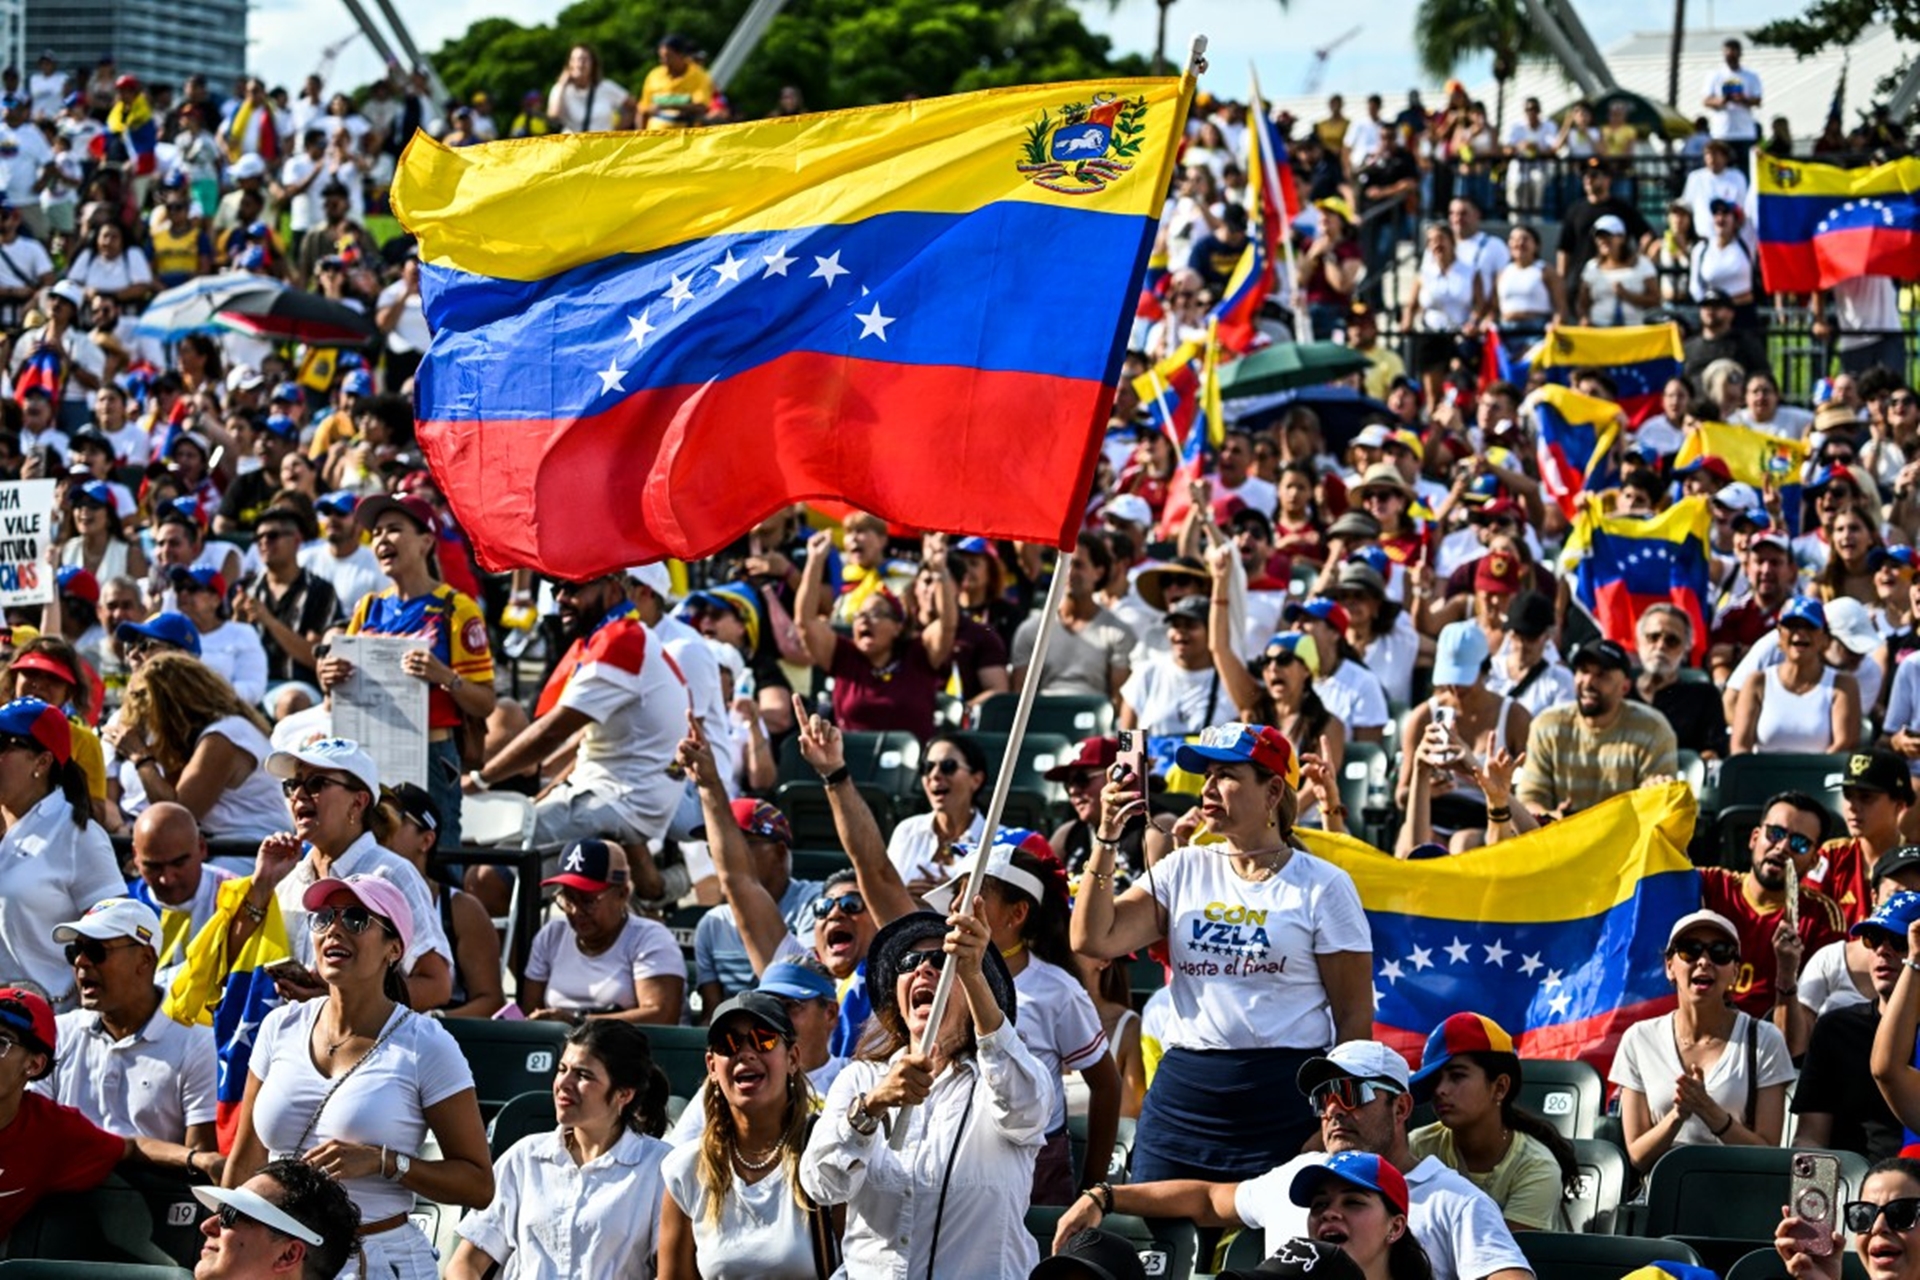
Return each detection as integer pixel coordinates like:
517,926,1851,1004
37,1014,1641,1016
868,910,1018,1031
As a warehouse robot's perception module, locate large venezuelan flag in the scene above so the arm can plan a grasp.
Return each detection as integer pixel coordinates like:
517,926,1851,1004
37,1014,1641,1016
393,80,1192,575
1674,419,1806,534
1563,494,1714,664
1303,782,1699,1072
1528,323,1683,425
1532,384,1623,518
1757,155,1920,294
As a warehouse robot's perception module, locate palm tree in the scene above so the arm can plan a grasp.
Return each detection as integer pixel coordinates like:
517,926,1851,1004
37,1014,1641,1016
1412,0,1551,130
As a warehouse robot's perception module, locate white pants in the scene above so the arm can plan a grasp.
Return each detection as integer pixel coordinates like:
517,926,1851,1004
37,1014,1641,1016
343,1220,437,1280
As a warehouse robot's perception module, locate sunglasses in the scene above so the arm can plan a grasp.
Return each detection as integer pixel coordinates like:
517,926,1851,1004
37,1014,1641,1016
813,891,867,918
1308,1078,1403,1114
1642,631,1686,650
1763,822,1816,857
1265,651,1300,668
254,529,295,543
712,1024,784,1056
306,905,385,935
212,1203,290,1238
921,758,966,778
1845,1198,1920,1233
64,938,140,966
1892,395,1919,408
280,775,355,799
1668,937,1739,966
899,948,951,976
1063,770,1098,790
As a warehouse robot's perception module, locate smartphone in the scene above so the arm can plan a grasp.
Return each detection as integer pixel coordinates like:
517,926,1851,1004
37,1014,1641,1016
1431,705,1456,731
1787,1151,1841,1257
264,958,318,989
1111,730,1147,801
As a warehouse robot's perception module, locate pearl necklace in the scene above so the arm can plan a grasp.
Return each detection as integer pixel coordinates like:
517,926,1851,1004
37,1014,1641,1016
734,1138,785,1172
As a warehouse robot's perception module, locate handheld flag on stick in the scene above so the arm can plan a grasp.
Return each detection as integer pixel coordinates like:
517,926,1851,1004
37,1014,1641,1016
1304,782,1698,1074
1562,494,1714,664
1673,419,1806,533
1757,155,1920,293
1527,323,1683,425
1158,322,1224,537
394,77,1193,576
1532,385,1624,518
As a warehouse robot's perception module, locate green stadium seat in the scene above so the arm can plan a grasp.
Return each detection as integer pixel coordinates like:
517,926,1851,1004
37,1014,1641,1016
1568,1136,1628,1234
1023,1206,1196,1280
664,903,710,958
973,693,1115,740
1066,1113,1137,1184
1219,1227,1268,1270
790,848,852,882
1516,1057,1604,1140
646,1023,714,1099
1642,1145,1871,1243
966,731,1076,798
1725,1246,1870,1278
777,730,923,794
488,1089,558,1159
2,1176,175,1266
113,1167,209,1269
441,1018,570,1119
1713,753,1849,813
1513,1232,1702,1279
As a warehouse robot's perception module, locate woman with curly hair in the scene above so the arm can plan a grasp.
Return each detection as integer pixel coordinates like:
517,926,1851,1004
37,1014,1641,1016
104,651,288,842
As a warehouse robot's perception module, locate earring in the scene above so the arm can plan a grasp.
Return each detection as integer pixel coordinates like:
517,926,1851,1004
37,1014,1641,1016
1267,808,1277,829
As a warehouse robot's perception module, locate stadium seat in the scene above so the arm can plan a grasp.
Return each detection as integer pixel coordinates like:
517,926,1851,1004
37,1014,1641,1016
967,731,1076,800
1713,753,1849,814
1339,740,1394,845
777,730,924,794
790,848,852,882
1641,1145,1871,1243
1725,1246,1870,1279
1219,1227,1268,1270
1023,1206,1197,1280
646,1022,715,1099
2,1177,174,1266
114,1167,209,1268
488,1089,558,1159
1513,1231,1702,1279
774,779,902,846
1129,955,1166,1002
1067,1113,1136,1183
1517,1057,1604,1140
1568,1136,1628,1234
664,903,710,958
441,1017,570,1119
973,692,1115,740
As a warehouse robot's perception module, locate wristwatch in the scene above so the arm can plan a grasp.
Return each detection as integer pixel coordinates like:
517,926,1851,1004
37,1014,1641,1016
467,770,489,792
382,1149,411,1182
847,1092,880,1136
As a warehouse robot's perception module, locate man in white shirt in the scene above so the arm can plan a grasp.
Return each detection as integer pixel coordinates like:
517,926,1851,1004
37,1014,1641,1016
1344,94,1386,176
277,130,330,251
0,94,55,240
0,198,53,329
1502,97,1552,217
127,801,234,988
1212,430,1279,518
1051,1042,1533,1280
299,491,386,615
168,565,269,705
34,897,218,1152
27,51,68,122
1447,196,1510,296
626,563,732,788
1703,39,1763,152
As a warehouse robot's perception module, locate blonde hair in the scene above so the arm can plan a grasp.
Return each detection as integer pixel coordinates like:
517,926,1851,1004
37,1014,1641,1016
123,652,272,774
695,1051,815,1228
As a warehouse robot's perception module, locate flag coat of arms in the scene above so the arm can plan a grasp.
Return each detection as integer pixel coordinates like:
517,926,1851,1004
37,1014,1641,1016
393,78,1191,576
1758,155,1920,293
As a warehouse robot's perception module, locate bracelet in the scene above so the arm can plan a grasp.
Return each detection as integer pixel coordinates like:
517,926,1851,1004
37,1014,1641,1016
1325,804,1348,819
1085,871,1112,888
130,756,154,771
1486,805,1512,824
1087,1181,1115,1214
820,765,852,788
1903,959,1920,973
467,770,489,792
1711,1112,1736,1137
1093,833,1122,848
242,898,267,924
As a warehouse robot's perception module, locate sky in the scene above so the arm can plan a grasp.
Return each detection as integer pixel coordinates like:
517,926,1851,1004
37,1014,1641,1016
251,0,1814,101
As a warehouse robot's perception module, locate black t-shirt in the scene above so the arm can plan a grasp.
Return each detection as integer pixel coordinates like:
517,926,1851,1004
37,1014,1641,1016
217,467,279,531
1645,679,1729,757
1556,196,1652,280
1187,233,1249,293
1793,1002,1903,1162
1683,330,1774,383
248,568,343,685
1355,149,1418,214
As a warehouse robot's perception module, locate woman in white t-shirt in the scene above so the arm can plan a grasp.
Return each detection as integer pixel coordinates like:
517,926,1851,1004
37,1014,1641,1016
1730,369,1816,442
225,873,493,1279
450,1021,673,1280
1577,216,1658,327
521,838,685,1025
547,44,632,133
925,834,1122,1206
1610,910,1794,1174
885,731,988,896
1072,723,1373,1184
107,652,289,840
64,222,154,308
1334,559,1423,708
660,992,821,1280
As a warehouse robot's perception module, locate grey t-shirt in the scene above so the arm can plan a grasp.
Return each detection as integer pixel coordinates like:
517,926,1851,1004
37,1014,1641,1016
1011,606,1137,699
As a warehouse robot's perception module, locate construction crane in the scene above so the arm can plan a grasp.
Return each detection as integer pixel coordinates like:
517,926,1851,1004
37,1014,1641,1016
1304,27,1362,95
313,31,362,86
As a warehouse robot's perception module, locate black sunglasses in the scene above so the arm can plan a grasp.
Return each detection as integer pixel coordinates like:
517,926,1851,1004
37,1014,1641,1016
281,775,356,799
306,905,385,935
1762,822,1816,857
1063,770,1099,790
1668,938,1739,966
899,948,951,975
213,1203,290,1238
1845,1197,1920,1233
921,758,966,778
813,891,866,919
64,937,139,966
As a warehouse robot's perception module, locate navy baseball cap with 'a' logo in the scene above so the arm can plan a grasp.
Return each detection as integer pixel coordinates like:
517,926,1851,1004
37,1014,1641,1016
543,839,629,893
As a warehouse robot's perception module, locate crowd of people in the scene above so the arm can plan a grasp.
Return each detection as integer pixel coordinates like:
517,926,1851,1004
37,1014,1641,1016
0,27,1914,1280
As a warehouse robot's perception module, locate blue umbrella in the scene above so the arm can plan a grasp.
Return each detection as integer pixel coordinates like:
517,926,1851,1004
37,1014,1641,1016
134,271,285,340
1227,384,1393,453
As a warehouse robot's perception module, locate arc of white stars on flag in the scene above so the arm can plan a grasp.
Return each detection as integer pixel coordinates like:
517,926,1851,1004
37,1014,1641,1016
1373,940,1575,1018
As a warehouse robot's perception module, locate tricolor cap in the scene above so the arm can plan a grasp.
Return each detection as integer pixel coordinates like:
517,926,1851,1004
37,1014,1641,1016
69,479,114,509
1288,1150,1412,1217
0,696,71,763
190,1186,325,1248
1173,723,1300,789
1409,1012,1517,1100
693,796,792,847
682,582,761,653
1779,595,1828,631
1284,595,1351,634
543,838,629,893
168,564,228,596
1850,889,1920,941
52,896,162,954
0,986,56,1064
1676,454,1732,483
1807,463,1859,493
952,535,994,556
1346,544,1391,578
302,873,416,954
1265,630,1321,678
923,828,1055,914
1871,546,1919,573
55,565,99,603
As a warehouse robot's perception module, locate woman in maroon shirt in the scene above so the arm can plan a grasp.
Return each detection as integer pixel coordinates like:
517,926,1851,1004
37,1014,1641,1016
795,528,957,740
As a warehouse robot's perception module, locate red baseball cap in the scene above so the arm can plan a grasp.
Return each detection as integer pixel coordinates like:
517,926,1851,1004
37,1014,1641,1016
355,493,436,535
1044,736,1118,783
1473,550,1525,595
0,986,56,1067
10,649,77,687
1469,497,1522,525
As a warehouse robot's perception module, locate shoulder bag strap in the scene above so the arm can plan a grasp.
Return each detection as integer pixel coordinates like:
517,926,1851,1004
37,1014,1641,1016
293,1008,409,1153
1743,1012,1760,1131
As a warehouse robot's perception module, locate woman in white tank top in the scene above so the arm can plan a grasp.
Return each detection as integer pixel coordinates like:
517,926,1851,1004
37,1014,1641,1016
1730,600,1862,755
1493,224,1566,356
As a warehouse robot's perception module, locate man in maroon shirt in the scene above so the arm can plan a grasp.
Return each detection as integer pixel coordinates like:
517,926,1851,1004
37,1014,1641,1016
1709,532,1794,686
1700,792,1847,1055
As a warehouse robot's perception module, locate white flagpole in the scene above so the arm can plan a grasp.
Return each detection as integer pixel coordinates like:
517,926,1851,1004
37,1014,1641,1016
1251,69,1310,346
886,32,1210,1151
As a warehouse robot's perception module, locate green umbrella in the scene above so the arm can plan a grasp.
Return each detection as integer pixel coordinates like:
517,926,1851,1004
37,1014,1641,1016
1217,341,1372,400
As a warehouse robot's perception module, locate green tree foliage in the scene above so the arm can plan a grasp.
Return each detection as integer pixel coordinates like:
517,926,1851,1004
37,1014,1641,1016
429,0,1148,120
1751,0,1920,56
1411,0,1549,128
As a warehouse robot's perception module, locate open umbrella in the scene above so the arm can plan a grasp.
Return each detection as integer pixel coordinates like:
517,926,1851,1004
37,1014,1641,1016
215,289,378,347
133,271,284,340
1228,385,1394,454
1217,341,1372,400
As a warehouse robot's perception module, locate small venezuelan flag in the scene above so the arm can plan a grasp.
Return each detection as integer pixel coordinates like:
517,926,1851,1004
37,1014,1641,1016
1758,154,1920,293
393,78,1192,576
1532,384,1624,519
1563,494,1715,664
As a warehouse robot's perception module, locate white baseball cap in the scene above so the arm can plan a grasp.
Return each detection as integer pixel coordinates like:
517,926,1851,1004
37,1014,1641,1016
1666,908,1740,950
48,280,85,311
1297,1040,1412,1094
626,563,678,604
1709,481,1761,512
52,897,162,954
228,153,268,182
225,365,265,393
1826,596,1881,656
1593,214,1629,237
923,841,1048,915
1102,494,1153,527
266,736,379,796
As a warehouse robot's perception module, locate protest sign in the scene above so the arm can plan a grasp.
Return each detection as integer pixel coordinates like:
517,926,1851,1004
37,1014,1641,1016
0,480,57,606
329,634,430,790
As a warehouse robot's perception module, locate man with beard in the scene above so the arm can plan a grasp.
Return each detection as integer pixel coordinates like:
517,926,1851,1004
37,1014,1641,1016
472,571,691,871
1709,532,1796,687
1633,604,1727,756
1792,889,1920,1160
1700,791,1846,1048
1049,1042,1533,1280
1516,640,1678,817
